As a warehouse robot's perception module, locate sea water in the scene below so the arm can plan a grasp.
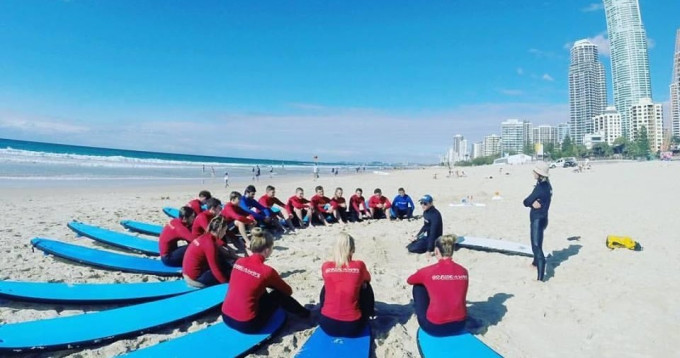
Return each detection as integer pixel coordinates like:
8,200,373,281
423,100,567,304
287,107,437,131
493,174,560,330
0,138,365,188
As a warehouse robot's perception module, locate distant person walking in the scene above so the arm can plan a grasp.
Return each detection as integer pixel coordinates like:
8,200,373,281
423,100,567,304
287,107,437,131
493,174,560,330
313,164,320,180
256,165,261,181
523,162,552,282
224,172,229,188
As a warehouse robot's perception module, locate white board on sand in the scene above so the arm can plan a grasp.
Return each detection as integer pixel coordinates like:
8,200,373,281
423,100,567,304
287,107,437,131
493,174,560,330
449,203,487,207
456,236,533,257
372,171,390,176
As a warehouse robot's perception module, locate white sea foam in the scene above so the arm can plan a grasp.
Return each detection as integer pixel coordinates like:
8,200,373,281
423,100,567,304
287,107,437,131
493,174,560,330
0,148,310,170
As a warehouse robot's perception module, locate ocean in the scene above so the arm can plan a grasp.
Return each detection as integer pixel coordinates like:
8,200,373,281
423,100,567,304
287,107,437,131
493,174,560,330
0,138,368,187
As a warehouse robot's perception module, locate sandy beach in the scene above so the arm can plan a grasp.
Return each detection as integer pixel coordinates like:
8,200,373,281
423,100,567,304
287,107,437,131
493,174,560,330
1,160,678,357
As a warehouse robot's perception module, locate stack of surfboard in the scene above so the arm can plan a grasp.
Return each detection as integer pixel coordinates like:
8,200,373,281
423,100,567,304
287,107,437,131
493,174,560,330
0,207,503,357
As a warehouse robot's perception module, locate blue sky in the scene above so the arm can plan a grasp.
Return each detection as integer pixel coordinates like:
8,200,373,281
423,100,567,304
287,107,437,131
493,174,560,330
0,0,677,162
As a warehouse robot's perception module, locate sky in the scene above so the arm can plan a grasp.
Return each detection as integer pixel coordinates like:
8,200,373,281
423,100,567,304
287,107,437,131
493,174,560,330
0,0,678,163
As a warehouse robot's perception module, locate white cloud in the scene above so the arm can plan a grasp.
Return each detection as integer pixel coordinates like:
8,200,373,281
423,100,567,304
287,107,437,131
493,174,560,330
1,104,569,163
0,116,89,134
542,73,554,81
647,37,656,50
588,33,611,56
581,3,604,12
563,32,611,57
516,68,524,76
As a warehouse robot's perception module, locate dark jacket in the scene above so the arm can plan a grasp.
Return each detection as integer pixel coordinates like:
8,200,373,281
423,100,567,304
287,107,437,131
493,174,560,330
417,206,443,252
523,180,552,221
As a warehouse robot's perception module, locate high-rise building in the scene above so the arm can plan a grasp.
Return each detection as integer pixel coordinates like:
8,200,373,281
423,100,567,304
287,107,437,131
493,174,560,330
557,123,571,144
532,125,559,146
593,106,623,145
472,142,483,159
629,98,663,152
459,139,469,161
483,135,501,157
500,119,531,154
671,29,680,138
603,0,653,138
569,39,607,145
452,134,468,163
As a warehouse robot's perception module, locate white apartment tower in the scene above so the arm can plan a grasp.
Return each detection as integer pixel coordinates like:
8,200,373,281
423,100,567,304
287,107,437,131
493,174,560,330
629,98,663,151
472,142,483,159
671,29,680,137
501,119,532,154
532,125,559,146
569,39,607,145
557,123,571,144
483,135,501,157
451,135,466,163
592,106,623,145
603,0,653,138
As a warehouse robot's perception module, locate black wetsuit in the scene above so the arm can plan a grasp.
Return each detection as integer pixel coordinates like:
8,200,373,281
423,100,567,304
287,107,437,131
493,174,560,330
523,179,552,281
407,206,443,254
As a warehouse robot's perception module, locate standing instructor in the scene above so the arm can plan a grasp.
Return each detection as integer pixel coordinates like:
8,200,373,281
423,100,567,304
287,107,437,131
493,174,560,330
523,162,552,281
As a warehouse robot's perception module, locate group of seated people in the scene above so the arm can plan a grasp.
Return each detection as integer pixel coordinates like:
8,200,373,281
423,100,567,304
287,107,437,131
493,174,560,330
287,185,417,226
158,185,420,281
157,187,468,340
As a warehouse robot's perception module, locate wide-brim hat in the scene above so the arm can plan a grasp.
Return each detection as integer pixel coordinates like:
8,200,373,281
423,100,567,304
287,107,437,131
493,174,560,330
533,162,550,177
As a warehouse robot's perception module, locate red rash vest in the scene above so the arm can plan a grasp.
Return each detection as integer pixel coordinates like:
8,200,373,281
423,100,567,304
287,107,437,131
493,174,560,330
187,199,204,215
221,254,292,322
407,258,468,324
286,195,311,214
158,218,194,257
331,196,347,210
310,194,332,213
220,202,255,225
191,211,214,239
182,233,229,284
258,194,286,209
321,260,371,321
368,195,392,209
349,194,367,213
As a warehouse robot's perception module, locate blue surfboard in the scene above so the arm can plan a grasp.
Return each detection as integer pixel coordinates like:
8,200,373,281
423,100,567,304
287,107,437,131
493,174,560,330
31,238,181,276
121,308,286,357
120,220,163,237
163,207,180,219
68,221,160,256
296,325,371,358
417,329,502,358
0,280,196,304
0,284,227,352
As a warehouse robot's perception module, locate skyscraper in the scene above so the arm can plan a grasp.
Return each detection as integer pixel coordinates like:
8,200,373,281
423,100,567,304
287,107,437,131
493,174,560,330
557,123,571,144
500,119,531,154
483,135,501,157
569,39,607,145
629,98,663,152
671,29,680,138
593,106,622,145
451,134,465,163
532,125,559,146
603,0,653,139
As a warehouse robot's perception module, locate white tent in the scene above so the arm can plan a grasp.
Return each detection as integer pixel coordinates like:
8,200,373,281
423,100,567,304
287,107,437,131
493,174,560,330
493,154,533,165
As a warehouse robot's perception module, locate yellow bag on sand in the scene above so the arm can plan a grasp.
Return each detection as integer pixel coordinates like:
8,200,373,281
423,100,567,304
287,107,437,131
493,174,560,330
606,236,642,251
